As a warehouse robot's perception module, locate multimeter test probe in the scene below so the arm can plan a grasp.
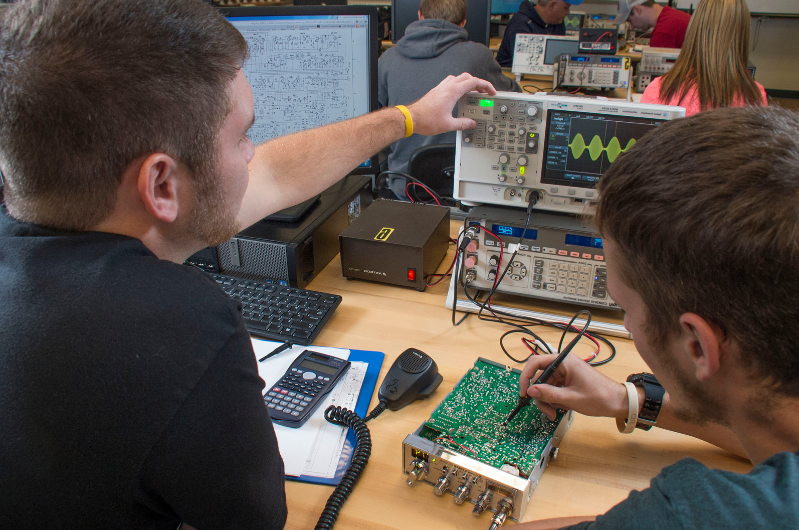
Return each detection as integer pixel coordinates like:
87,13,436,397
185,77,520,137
503,309,592,426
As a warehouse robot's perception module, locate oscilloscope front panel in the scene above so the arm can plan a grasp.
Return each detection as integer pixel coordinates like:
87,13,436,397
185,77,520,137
454,93,685,214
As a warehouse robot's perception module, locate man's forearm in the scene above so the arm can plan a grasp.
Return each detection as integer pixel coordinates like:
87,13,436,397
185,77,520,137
238,106,405,229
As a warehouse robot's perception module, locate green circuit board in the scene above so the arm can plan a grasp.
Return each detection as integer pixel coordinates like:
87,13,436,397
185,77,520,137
419,358,564,478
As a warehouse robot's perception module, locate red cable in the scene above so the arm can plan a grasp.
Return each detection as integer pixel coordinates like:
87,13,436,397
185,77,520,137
405,181,441,206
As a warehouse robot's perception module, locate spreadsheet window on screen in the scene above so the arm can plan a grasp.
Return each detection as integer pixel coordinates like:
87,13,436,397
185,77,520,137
227,15,372,147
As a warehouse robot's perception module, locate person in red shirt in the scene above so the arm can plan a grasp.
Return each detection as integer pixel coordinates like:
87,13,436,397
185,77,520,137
641,0,766,115
614,0,691,48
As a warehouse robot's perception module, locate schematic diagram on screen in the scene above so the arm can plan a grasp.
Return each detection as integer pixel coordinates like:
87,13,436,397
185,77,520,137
237,22,369,144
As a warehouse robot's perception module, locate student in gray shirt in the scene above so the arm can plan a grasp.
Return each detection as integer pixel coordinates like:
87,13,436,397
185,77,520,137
378,0,520,199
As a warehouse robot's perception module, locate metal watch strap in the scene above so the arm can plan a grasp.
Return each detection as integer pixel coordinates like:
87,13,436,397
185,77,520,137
626,373,665,431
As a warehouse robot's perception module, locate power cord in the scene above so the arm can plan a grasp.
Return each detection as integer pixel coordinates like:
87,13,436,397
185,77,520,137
377,170,450,206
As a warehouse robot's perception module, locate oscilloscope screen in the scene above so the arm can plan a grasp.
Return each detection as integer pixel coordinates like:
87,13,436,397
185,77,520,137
541,110,663,189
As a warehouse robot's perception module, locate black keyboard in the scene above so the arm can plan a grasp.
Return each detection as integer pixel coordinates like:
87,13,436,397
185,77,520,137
209,274,342,345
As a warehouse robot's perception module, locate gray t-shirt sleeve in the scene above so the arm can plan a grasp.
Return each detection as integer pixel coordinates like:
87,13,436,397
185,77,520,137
561,452,799,530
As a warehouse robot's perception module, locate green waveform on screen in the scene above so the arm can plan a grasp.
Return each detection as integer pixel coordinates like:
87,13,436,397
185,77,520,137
564,16,581,29
568,134,636,163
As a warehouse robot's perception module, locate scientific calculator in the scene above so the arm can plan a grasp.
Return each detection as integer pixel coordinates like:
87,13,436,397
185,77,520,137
264,350,351,428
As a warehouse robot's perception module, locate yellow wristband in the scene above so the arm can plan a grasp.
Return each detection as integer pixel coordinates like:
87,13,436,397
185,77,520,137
395,105,413,138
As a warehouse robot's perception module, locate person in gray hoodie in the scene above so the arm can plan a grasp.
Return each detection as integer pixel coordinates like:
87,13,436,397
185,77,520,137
378,0,520,200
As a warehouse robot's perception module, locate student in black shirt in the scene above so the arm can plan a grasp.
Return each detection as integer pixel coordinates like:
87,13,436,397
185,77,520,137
0,0,496,528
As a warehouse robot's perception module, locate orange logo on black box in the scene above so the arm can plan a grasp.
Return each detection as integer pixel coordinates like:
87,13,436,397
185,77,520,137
374,227,394,241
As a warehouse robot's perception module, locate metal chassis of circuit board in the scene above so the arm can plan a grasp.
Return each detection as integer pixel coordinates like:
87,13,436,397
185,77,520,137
402,358,574,522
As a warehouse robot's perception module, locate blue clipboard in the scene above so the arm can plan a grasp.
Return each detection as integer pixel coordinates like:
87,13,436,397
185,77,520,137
286,349,385,485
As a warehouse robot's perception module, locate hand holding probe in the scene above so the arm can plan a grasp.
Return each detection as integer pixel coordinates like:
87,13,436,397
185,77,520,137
502,311,592,426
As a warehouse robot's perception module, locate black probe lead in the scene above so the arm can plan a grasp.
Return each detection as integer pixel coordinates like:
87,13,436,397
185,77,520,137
502,310,592,425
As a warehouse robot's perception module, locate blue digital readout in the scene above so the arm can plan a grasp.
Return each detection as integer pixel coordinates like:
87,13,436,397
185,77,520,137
600,57,621,63
565,234,603,249
573,56,590,62
491,224,538,240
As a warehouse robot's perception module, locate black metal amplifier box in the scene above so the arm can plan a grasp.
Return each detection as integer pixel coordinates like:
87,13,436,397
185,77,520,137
339,200,450,291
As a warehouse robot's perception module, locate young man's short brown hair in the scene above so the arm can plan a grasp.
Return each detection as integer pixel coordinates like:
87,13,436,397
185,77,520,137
595,106,799,397
420,0,468,25
0,0,248,230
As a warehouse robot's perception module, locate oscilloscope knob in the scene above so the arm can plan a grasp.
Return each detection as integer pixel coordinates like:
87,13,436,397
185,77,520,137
517,156,528,166
527,106,539,117
497,175,507,182
499,105,508,114
527,138,537,149
517,127,526,137
487,124,496,134
498,153,510,164
516,177,525,184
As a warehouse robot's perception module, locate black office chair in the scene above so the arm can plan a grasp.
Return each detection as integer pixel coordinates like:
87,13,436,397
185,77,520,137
406,143,456,202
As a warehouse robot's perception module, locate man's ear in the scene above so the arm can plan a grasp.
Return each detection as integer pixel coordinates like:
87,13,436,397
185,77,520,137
678,313,723,382
137,153,184,223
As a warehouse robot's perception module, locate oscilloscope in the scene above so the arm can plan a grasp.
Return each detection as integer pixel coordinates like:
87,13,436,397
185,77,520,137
511,34,579,78
453,92,685,213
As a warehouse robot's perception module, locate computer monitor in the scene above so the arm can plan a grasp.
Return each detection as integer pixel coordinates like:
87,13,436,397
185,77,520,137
221,6,379,174
391,0,491,46
491,0,522,15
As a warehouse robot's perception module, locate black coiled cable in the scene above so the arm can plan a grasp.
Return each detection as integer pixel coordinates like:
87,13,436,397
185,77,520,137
314,405,373,530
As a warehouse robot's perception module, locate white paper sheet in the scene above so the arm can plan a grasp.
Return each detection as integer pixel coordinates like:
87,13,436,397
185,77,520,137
301,361,367,478
251,339,351,477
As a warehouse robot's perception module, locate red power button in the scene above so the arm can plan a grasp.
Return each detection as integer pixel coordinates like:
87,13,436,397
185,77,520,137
407,269,416,281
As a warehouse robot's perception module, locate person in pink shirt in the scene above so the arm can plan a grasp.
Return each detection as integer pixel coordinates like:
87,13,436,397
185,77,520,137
641,0,766,116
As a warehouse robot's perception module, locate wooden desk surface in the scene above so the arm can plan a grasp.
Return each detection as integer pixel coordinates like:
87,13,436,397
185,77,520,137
282,220,751,529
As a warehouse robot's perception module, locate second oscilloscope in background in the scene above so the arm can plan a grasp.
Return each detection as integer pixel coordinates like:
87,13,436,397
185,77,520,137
453,93,685,214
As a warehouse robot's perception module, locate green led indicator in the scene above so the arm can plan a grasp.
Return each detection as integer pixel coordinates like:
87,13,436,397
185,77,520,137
479,99,494,107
